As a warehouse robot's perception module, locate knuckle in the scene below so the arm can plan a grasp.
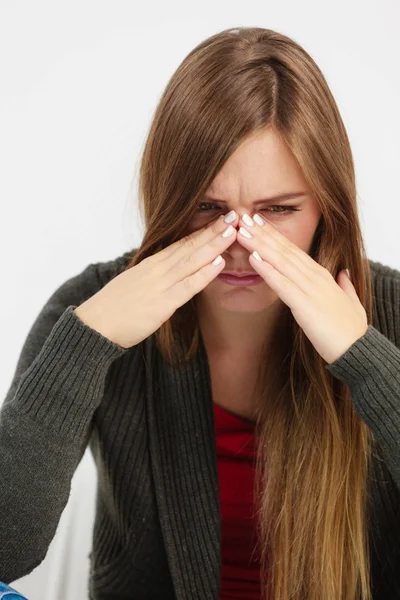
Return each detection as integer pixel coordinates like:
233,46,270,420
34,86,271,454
210,217,223,235
184,235,196,251
183,277,192,292
280,244,292,259
182,252,194,267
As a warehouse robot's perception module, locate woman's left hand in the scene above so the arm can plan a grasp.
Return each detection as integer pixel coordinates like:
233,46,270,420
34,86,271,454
236,213,369,365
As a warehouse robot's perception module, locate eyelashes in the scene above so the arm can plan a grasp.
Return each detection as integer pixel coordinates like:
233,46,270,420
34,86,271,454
196,202,301,216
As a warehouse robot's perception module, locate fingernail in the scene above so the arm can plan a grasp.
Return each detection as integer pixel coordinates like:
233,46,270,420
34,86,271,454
253,213,264,226
239,226,252,239
212,255,223,266
222,224,235,237
242,213,254,226
224,210,236,224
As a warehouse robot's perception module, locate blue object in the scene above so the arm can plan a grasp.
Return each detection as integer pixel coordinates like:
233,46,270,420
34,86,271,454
0,582,28,599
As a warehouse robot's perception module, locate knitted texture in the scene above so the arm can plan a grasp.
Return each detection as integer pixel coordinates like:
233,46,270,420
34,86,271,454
1,249,399,599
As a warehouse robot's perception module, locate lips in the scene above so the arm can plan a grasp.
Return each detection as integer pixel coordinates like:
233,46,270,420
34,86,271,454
217,272,263,287
222,272,257,278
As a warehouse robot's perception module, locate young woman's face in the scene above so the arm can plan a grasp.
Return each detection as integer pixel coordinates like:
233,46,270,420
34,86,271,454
187,127,322,314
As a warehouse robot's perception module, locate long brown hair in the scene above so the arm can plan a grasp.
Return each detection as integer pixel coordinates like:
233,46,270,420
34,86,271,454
122,27,375,600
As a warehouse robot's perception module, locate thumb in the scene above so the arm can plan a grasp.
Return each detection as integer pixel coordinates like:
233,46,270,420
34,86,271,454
337,268,359,302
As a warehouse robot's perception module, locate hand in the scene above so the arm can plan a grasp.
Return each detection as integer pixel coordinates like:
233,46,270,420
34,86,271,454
73,212,240,348
236,212,369,365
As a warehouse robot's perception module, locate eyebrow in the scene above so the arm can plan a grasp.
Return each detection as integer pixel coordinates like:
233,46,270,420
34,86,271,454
203,192,308,205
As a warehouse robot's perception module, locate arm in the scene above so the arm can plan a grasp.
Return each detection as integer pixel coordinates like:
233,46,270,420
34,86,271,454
0,263,129,583
325,265,400,490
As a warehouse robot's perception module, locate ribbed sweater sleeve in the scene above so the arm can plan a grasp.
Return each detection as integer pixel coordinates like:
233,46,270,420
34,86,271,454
325,267,400,491
0,263,129,583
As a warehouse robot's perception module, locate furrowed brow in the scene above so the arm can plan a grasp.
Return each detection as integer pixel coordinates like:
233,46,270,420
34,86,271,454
203,192,308,205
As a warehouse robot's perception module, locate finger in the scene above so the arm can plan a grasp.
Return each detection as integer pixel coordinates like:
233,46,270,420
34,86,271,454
242,212,323,273
163,252,227,308
163,215,239,286
159,211,239,263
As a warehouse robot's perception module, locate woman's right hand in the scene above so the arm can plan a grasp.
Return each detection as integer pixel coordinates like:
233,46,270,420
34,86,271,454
73,211,240,348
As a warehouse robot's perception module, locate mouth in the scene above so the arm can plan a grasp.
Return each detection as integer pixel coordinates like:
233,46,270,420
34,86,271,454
217,272,263,287
222,271,258,277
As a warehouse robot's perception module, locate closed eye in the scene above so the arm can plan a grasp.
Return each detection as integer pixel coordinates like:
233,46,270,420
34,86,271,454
197,202,301,215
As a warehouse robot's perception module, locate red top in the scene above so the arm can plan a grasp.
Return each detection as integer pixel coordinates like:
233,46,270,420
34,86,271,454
213,401,263,599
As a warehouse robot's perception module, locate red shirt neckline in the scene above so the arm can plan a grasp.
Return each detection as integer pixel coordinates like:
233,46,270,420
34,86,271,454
213,401,256,428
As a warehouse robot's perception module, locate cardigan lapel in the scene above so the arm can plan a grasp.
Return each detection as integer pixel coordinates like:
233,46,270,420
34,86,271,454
143,329,221,600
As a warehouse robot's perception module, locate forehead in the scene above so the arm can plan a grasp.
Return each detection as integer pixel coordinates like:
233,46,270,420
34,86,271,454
206,127,309,201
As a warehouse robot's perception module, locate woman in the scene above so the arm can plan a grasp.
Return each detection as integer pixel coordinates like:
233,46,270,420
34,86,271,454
1,26,399,600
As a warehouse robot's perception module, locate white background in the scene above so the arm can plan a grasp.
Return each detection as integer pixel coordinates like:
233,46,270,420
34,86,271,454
1,1,399,599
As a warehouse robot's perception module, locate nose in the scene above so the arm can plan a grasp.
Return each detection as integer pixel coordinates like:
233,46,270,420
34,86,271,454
220,211,257,261
232,210,258,227
223,231,251,256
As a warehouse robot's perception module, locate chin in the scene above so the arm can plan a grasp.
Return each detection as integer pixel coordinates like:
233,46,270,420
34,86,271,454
211,286,277,312
219,298,274,313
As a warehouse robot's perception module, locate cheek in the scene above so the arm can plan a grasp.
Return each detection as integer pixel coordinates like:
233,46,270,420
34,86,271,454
185,223,200,235
185,214,217,235
287,221,320,254
181,219,200,236
274,220,315,253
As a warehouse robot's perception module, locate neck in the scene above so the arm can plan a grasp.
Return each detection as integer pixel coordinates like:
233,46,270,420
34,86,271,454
195,294,283,358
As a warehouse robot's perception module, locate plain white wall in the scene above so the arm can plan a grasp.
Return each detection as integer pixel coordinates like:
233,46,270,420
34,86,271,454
0,1,399,599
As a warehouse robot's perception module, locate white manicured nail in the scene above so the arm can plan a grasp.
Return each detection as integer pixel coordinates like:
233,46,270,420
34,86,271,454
242,213,254,226
224,210,236,224
239,226,252,239
222,224,235,237
253,251,262,262
253,213,264,226
212,255,223,266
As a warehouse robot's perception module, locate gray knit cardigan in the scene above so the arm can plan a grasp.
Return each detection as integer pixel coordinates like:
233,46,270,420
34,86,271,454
0,249,399,599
